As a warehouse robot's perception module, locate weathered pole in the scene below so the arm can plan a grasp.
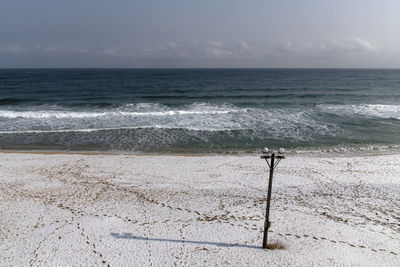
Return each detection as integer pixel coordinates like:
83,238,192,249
260,148,284,249
262,153,275,249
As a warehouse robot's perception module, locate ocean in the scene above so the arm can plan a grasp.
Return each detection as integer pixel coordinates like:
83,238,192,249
0,68,399,154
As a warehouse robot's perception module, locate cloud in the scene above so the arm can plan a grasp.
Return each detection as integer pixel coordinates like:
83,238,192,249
207,40,223,48
277,37,377,56
319,37,376,53
0,44,91,55
136,37,378,61
41,46,89,54
0,45,27,54
141,40,269,60
346,37,376,51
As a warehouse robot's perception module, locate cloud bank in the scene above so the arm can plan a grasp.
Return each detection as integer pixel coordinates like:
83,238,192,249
0,37,397,68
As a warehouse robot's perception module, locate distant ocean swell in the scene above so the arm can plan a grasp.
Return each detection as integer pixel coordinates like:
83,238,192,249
1,102,400,153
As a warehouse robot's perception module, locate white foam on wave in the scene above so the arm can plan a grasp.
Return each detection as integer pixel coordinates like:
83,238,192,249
0,108,242,119
0,104,346,141
118,109,238,116
319,104,400,119
0,110,109,119
0,102,251,134
236,107,345,140
0,125,254,134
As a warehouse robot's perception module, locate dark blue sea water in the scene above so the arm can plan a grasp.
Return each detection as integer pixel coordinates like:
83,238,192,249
0,68,400,153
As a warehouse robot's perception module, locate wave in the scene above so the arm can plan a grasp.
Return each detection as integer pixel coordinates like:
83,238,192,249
291,144,400,155
0,102,399,153
0,125,252,134
318,104,400,120
2,102,399,119
0,106,244,119
1,125,399,154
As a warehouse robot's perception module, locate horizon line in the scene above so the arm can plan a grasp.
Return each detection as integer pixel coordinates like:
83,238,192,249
1,67,400,70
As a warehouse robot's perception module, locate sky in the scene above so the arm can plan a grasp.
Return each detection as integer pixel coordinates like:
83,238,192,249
1,0,399,68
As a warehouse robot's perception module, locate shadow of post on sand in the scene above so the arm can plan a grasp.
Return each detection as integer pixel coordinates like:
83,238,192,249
110,232,264,249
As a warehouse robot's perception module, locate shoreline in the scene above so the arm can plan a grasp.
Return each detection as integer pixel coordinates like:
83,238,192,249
1,148,400,158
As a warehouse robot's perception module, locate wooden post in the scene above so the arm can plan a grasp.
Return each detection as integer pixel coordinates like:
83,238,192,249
262,153,275,249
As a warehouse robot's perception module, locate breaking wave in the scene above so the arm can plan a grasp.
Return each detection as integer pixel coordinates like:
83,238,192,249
0,102,399,153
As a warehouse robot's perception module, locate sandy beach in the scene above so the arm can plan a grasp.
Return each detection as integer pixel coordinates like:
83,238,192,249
1,152,399,266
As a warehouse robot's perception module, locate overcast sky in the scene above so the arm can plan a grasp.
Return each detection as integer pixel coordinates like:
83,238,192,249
1,0,399,68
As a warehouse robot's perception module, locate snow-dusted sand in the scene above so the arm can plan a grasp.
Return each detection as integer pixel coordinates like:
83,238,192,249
1,152,399,266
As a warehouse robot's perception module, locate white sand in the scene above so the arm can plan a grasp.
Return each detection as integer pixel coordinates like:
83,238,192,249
0,152,399,266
